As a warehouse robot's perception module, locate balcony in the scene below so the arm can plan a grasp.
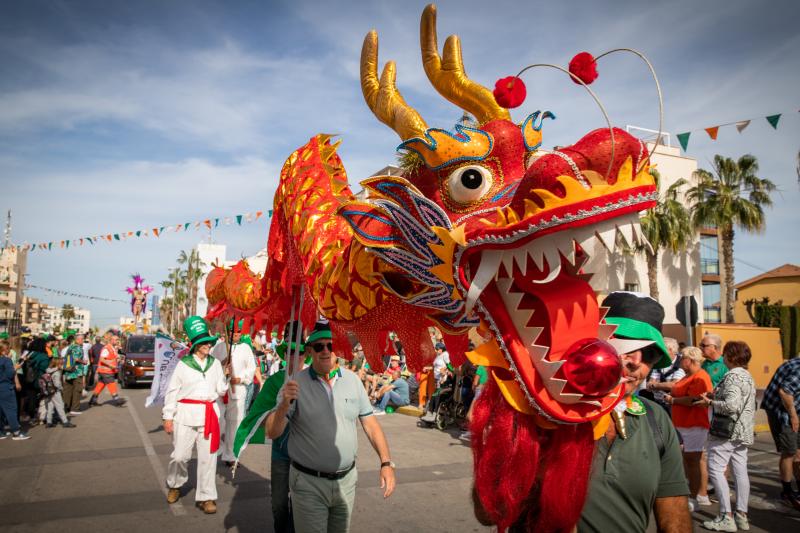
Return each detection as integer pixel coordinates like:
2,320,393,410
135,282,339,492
704,306,721,323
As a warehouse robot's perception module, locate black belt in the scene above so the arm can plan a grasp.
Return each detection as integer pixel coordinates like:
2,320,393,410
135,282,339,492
291,460,355,480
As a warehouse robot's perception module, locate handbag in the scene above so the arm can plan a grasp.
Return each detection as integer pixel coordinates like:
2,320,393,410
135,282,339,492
709,372,752,440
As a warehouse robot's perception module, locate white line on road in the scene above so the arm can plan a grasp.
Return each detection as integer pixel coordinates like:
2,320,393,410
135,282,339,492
126,398,186,516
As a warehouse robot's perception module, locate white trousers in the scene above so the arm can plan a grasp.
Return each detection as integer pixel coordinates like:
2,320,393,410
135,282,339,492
167,423,218,501
45,393,67,424
707,437,750,514
221,394,247,461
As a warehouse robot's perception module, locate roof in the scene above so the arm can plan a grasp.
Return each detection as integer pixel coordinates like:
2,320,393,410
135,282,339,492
735,264,800,289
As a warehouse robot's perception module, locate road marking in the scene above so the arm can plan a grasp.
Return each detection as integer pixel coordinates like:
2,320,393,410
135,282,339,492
126,398,186,516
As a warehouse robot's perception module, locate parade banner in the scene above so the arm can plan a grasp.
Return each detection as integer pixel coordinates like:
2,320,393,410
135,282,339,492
145,333,188,408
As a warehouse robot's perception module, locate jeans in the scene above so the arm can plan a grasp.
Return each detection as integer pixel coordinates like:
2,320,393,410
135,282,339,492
378,391,409,410
707,437,750,514
0,387,20,433
289,465,357,533
271,458,294,533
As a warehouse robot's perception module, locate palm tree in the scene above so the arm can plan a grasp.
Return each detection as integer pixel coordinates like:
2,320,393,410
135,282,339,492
637,171,693,300
61,304,76,322
178,249,204,317
686,154,776,323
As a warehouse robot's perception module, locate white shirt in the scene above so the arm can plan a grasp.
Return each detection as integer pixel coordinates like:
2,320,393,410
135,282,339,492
162,354,227,426
269,359,281,376
229,343,257,398
433,351,450,381
82,342,91,364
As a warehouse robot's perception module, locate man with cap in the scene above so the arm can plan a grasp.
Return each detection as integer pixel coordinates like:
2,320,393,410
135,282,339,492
163,316,228,514
266,320,396,533
88,332,126,407
578,291,691,533
221,325,257,467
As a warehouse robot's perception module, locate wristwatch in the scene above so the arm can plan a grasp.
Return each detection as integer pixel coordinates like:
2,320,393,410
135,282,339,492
380,461,396,469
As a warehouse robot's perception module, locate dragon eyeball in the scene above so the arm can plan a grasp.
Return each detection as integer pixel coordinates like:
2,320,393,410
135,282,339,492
447,165,493,205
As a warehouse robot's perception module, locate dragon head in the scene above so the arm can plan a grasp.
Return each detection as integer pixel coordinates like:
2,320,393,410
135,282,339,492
342,4,658,426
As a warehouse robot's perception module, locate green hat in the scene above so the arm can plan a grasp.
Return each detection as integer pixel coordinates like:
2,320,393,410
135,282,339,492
305,321,332,346
183,316,218,352
0,332,8,339
275,341,304,360
601,292,670,369
240,334,253,348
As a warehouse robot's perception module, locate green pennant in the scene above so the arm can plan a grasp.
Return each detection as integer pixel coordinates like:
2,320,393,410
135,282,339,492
65,240,70,248
268,210,273,217
87,237,94,245
135,230,141,237
236,215,243,225
214,218,219,227
765,114,781,129
184,222,190,231
159,226,165,234
114,234,120,240
676,132,691,152
48,242,52,250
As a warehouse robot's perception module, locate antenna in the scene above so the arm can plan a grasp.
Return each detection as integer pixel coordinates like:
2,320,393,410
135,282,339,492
3,210,10,249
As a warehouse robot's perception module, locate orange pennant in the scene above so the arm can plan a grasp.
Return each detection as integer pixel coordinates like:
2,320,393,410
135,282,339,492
704,126,719,140
255,210,263,220
153,228,159,237
204,219,212,229
107,234,112,241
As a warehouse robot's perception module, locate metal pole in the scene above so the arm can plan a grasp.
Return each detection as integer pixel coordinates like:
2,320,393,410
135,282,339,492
684,296,694,347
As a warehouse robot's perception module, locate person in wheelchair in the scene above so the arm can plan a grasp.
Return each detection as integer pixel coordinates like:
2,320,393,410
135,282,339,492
419,369,456,424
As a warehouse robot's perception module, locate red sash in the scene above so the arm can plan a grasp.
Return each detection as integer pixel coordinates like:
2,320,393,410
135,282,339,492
178,399,220,453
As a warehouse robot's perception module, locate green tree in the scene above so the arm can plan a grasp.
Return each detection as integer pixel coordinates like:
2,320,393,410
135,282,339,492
686,154,776,323
61,304,76,322
178,249,204,317
637,171,693,300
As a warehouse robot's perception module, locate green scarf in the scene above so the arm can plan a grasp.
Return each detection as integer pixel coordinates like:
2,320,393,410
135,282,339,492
181,354,214,376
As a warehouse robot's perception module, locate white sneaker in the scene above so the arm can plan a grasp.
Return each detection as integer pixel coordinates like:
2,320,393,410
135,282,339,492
702,514,736,532
696,494,712,506
734,511,749,531
372,409,386,416
688,498,696,512
69,411,82,416
12,432,31,441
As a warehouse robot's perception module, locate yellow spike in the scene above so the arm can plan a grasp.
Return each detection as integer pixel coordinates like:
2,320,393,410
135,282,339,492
616,156,634,184
495,207,507,227
492,370,537,415
505,206,520,224
523,198,540,218
592,414,611,440
466,338,508,369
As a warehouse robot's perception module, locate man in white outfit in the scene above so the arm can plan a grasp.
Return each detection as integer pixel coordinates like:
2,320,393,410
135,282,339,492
221,329,257,466
163,316,227,514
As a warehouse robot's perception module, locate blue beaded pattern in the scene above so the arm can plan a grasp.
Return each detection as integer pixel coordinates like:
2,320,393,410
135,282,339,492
397,124,493,171
521,110,556,151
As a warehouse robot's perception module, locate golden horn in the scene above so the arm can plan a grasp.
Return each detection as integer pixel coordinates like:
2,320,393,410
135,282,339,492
420,4,510,125
361,30,428,141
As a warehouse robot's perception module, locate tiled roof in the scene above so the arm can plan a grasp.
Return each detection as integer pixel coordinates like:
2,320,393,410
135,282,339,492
735,263,800,289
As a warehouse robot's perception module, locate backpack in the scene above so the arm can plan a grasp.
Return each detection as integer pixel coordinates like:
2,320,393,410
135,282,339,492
23,359,38,385
38,372,57,397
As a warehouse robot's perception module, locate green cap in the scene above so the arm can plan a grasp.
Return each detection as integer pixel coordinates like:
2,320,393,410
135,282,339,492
305,321,332,345
240,334,253,348
183,316,218,352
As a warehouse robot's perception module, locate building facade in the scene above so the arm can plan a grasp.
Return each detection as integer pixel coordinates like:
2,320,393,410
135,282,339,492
734,264,800,324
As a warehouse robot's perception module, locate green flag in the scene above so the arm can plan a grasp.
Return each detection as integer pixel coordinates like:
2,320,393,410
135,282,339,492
48,242,52,250
765,114,781,129
236,215,243,225
65,240,70,248
114,234,120,241
268,210,273,217
214,218,220,227
676,132,691,152
135,230,141,237
184,222,190,231
233,370,285,461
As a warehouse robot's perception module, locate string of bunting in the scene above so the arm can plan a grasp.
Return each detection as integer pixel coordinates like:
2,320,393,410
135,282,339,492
675,108,797,152
25,284,127,303
1,210,273,254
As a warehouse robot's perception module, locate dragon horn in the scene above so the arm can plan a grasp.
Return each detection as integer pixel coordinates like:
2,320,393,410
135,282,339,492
361,30,428,141
420,4,510,125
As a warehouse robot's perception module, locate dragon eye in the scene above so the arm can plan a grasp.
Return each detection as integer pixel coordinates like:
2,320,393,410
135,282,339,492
447,165,493,204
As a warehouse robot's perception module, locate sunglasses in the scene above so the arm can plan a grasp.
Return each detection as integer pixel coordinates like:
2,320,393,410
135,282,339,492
699,343,717,349
311,342,333,352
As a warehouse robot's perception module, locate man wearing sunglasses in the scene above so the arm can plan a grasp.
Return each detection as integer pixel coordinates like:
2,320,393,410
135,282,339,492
266,321,395,533
700,334,728,388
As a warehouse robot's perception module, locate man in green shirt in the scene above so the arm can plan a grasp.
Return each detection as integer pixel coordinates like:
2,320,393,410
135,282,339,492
579,292,691,533
700,334,728,388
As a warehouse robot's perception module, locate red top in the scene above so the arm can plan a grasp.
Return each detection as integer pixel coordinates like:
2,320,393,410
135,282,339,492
671,369,713,429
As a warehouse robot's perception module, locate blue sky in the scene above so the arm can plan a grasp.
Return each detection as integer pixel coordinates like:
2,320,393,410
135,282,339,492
1,0,798,327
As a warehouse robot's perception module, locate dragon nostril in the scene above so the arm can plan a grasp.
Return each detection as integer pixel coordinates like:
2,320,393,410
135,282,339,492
561,338,622,397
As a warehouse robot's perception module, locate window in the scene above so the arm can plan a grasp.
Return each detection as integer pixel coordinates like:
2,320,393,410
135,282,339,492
702,282,721,323
624,282,639,292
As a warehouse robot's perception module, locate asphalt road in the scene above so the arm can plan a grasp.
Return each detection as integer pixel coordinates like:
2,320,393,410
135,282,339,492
1,386,799,532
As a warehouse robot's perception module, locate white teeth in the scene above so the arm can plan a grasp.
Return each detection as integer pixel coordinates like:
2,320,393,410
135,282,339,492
529,246,546,271
595,227,617,252
513,248,529,276
618,223,634,247
547,377,584,404
557,238,576,265
465,250,502,314
598,323,617,340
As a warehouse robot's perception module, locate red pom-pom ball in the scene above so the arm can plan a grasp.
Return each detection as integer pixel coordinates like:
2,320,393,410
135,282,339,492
493,76,526,109
568,52,598,85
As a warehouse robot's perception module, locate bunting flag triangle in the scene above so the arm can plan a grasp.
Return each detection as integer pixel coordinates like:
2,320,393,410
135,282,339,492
65,240,70,248
245,213,253,222
735,120,750,133
184,222,190,231
48,242,52,250
677,132,691,151
159,226,165,234
135,230,141,237
60,241,65,248
79,238,84,246
114,234,120,241
107,234,112,241
236,215,243,225
268,209,273,217
765,114,781,129
153,228,159,237
704,126,719,140
255,211,263,220
214,218,219,227
224,217,232,225
194,221,201,229
127,231,133,237
204,219,212,229
175,224,181,232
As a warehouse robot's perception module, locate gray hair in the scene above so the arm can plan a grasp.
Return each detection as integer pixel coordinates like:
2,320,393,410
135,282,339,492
663,337,679,355
703,333,722,348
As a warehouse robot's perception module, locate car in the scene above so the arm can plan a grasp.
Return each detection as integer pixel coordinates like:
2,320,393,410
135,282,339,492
119,334,156,388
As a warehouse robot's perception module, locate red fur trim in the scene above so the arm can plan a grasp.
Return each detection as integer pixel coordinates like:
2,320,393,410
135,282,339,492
568,52,598,85
471,380,596,532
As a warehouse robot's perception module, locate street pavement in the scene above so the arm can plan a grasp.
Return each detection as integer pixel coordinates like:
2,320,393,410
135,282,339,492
1,386,799,532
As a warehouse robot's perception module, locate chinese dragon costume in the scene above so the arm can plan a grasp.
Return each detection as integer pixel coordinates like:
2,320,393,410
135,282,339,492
206,4,659,531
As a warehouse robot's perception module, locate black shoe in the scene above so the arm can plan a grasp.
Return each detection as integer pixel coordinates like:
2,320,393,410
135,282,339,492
46,423,56,428
112,397,127,407
780,491,800,511
62,422,76,428
88,396,98,407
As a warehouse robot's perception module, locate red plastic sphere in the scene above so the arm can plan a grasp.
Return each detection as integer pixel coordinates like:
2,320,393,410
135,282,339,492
561,338,622,397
